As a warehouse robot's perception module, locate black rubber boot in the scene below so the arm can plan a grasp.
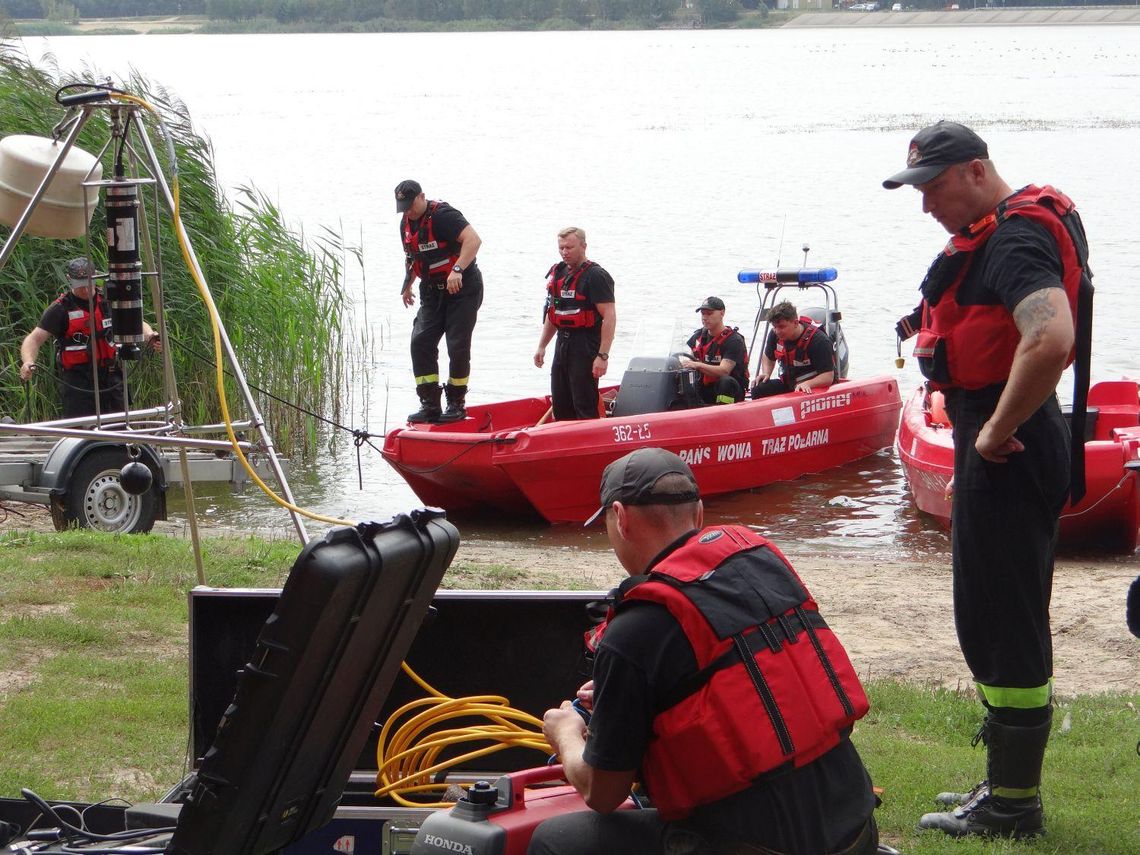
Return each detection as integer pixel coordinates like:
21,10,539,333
408,383,442,424
919,711,1051,839
934,779,988,807
437,384,467,424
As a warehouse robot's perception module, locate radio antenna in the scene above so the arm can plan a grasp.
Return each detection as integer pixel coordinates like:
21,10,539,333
774,213,788,269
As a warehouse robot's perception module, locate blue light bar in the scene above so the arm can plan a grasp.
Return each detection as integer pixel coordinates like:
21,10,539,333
737,267,838,284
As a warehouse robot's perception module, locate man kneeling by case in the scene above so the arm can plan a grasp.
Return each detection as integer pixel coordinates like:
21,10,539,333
529,448,880,855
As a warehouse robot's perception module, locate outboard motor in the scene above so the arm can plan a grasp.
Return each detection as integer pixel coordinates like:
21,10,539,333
802,306,849,380
610,356,700,418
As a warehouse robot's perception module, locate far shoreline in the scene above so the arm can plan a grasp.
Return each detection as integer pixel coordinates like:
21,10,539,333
9,7,1140,38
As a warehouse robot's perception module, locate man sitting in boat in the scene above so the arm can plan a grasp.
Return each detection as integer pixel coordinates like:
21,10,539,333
677,296,748,405
531,448,879,855
750,300,835,399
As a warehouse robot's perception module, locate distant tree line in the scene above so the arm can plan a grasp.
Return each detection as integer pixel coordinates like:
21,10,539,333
0,1,206,17
201,0,687,23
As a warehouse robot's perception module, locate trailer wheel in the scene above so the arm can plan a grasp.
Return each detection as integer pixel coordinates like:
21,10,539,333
59,448,160,534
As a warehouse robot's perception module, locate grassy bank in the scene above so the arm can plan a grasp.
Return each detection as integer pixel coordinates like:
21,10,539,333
1,528,1137,852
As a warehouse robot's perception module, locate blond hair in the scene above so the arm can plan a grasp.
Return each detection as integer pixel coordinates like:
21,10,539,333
558,226,587,243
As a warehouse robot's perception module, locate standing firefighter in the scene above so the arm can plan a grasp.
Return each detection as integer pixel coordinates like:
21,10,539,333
19,257,158,419
533,227,616,421
397,180,483,424
885,121,1093,840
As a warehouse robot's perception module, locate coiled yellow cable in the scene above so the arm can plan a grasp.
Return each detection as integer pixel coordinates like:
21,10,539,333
375,663,554,808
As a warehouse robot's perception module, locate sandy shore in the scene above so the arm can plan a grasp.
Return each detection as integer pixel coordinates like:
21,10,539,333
3,501,1137,697
455,538,1140,698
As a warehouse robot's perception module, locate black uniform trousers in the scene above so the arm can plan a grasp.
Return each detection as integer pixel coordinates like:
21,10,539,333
699,376,745,405
59,366,125,419
551,328,601,421
410,268,483,385
945,387,1069,712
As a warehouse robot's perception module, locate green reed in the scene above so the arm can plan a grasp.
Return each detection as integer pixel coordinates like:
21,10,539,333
0,41,348,459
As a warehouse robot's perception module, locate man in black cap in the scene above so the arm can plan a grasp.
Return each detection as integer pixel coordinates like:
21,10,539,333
678,296,748,405
19,257,159,419
529,448,879,855
749,300,834,399
533,227,616,421
395,179,483,424
884,120,1093,840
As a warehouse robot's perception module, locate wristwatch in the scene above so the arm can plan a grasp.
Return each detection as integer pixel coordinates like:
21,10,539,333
597,352,608,360
452,264,464,274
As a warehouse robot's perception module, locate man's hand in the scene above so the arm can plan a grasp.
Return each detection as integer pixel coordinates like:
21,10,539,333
18,362,35,382
976,420,1025,463
592,356,607,379
401,285,416,308
575,680,595,712
542,700,588,757
534,348,545,368
795,382,813,393
446,269,464,294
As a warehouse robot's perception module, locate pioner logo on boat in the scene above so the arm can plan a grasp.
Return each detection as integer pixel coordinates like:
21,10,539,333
799,391,853,419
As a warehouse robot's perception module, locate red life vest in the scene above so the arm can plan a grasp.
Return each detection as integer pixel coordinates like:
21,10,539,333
401,201,460,286
585,526,868,820
913,185,1088,391
773,318,826,389
55,292,116,370
691,326,749,387
545,261,598,329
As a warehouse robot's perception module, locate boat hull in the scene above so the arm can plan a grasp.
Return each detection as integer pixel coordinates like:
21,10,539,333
384,377,902,524
896,381,1140,552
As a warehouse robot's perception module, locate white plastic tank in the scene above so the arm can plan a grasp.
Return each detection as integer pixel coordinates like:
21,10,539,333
0,134,102,239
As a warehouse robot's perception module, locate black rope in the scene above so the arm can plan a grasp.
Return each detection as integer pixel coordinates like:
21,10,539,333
169,335,374,442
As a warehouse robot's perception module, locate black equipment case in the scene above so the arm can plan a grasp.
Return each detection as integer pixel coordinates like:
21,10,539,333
0,510,459,855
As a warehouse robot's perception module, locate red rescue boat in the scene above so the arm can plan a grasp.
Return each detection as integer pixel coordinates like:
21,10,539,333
383,266,903,524
896,380,1140,552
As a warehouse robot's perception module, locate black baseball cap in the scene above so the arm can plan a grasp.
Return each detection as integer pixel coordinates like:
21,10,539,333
584,447,700,526
395,179,423,213
66,257,95,287
697,296,725,312
882,121,989,189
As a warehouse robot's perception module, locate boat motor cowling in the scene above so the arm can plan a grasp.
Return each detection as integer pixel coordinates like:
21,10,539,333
610,356,700,418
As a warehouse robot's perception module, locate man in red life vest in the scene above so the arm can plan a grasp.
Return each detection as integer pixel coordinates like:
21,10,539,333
678,296,748,405
529,448,879,855
533,227,616,420
749,300,835,399
397,179,484,424
19,257,159,419
885,121,1091,840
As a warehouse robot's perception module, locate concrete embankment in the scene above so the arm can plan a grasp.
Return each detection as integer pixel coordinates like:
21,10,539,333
785,7,1140,27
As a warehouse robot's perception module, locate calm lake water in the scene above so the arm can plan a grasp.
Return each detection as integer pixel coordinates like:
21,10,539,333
30,26,1140,559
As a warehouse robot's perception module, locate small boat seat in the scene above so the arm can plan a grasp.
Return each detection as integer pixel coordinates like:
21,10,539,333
1061,404,1099,443
801,306,850,380
611,356,701,417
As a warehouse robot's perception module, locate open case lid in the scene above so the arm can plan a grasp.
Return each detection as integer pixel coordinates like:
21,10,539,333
168,509,459,855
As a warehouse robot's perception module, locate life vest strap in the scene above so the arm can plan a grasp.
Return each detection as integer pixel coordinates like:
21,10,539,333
658,609,832,711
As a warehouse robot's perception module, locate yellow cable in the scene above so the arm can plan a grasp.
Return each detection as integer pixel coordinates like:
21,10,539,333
113,93,556,810
374,663,554,808
110,92,355,528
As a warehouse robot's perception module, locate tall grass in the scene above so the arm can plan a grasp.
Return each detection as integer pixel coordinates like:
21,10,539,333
0,40,348,459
